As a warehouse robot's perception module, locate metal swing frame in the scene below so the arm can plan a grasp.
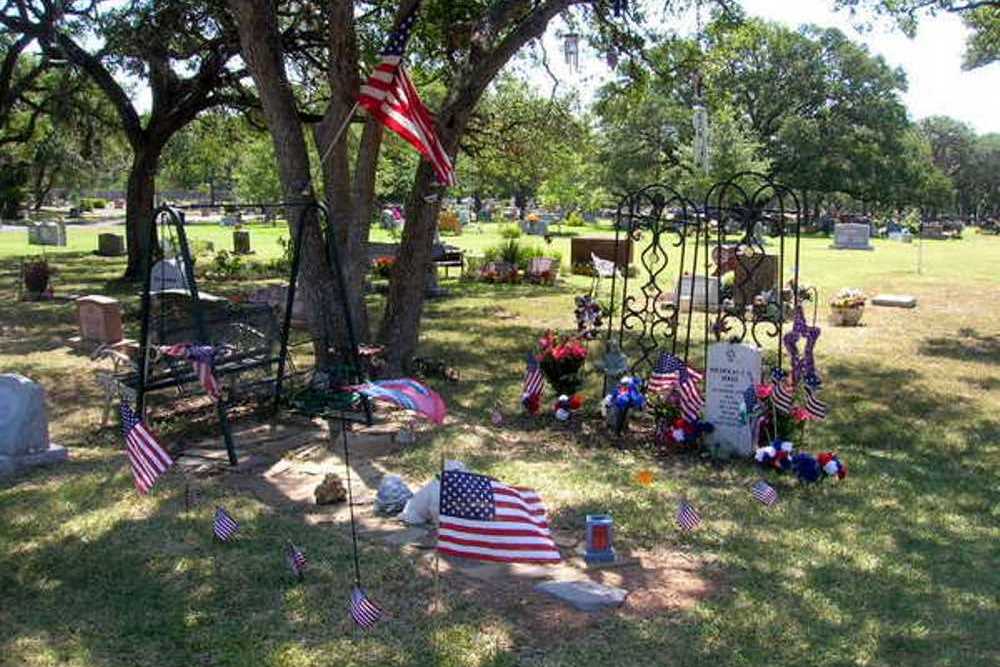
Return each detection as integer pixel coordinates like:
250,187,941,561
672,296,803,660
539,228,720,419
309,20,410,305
133,201,371,466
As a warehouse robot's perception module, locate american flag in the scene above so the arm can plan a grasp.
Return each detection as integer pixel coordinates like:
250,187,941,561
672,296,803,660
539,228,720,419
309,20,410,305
349,585,384,629
522,353,544,400
213,506,240,542
677,499,702,532
803,377,828,421
357,2,455,186
751,480,778,506
648,352,704,422
119,402,173,495
160,343,220,399
286,542,307,578
770,368,794,414
437,470,561,563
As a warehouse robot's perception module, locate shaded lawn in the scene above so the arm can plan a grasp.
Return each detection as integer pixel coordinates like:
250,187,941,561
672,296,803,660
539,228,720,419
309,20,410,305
1,232,998,666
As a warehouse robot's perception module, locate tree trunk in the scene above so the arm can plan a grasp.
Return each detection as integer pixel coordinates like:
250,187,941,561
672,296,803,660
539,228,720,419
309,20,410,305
123,146,160,279
378,160,442,372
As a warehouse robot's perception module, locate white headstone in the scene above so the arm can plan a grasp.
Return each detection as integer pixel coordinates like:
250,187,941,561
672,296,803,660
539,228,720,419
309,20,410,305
150,258,191,292
0,374,66,475
831,223,873,250
704,343,762,458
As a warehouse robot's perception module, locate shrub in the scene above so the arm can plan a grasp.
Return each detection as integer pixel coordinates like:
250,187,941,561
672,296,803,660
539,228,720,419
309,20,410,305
438,210,461,235
90,198,108,209
210,249,245,279
499,224,522,239
483,241,562,272
78,200,93,212
565,211,585,227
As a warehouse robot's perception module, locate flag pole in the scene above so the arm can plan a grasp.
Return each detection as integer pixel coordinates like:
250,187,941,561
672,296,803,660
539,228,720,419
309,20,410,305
320,102,360,168
434,451,444,615
340,416,363,587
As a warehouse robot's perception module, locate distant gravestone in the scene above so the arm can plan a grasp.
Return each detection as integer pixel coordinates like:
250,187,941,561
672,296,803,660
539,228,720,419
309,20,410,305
921,223,946,240
830,223,873,250
150,258,191,292
75,295,124,343
704,342,762,458
872,294,917,308
97,233,126,256
0,374,67,476
733,254,779,307
676,274,720,310
233,230,252,255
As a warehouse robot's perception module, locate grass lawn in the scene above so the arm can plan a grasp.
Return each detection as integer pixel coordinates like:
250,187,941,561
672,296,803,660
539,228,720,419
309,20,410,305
1,222,998,667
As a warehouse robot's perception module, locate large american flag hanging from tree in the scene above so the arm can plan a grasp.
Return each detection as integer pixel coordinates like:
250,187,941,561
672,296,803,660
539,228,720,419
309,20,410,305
437,470,561,564
119,402,173,494
357,1,456,186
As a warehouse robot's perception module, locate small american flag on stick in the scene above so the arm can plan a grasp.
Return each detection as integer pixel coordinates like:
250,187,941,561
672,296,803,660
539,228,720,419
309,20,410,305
649,352,704,421
522,353,544,400
349,586,384,629
677,499,702,532
213,506,240,542
286,542,307,579
751,480,778,506
803,376,828,421
357,1,455,186
770,368,794,414
120,402,173,495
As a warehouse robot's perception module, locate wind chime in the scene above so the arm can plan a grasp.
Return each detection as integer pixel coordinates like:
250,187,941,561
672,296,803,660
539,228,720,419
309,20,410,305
692,2,710,174
563,32,580,72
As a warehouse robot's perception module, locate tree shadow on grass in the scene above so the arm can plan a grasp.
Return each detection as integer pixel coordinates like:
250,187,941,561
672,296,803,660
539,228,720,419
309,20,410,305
920,327,1000,365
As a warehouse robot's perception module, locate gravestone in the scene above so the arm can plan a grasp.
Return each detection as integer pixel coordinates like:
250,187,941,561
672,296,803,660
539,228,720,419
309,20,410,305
676,274,720,310
75,295,124,343
733,254,779,307
872,294,917,308
830,223,873,250
570,236,632,273
921,223,946,240
97,233,126,256
704,342,762,458
534,580,627,612
233,230,252,255
150,258,192,292
27,222,65,246
0,374,67,476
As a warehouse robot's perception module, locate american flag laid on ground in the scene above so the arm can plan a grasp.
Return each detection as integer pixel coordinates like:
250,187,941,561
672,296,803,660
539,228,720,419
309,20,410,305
751,480,779,506
522,353,544,400
349,586,384,629
351,378,446,424
803,377,828,420
677,499,702,532
213,506,240,542
770,368,794,414
160,343,221,399
357,1,455,186
119,402,173,494
648,352,704,421
286,542,307,578
437,470,561,564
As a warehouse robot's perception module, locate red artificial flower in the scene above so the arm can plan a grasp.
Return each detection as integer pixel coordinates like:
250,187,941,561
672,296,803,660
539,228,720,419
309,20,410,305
568,394,583,410
755,383,773,400
791,406,812,423
523,393,541,415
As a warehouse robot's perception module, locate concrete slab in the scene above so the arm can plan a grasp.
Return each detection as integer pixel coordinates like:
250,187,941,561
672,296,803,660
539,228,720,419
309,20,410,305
872,294,917,308
534,579,628,612
0,443,68,476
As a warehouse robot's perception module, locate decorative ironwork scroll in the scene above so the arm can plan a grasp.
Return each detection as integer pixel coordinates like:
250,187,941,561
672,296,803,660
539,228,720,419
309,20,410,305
607,184,700,380
703,172,802,369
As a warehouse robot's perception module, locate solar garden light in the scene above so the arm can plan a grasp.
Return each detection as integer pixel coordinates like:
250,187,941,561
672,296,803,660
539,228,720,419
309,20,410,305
585,514,615,564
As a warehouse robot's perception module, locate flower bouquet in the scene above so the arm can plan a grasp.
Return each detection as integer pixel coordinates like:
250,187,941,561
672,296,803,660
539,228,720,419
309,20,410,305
371,255,395,279
651,392,713,451
829,288,866,326
536,330,588,395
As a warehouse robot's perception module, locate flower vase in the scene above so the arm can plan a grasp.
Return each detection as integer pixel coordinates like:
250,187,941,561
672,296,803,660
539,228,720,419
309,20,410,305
829,304,864,327
539,358,585,396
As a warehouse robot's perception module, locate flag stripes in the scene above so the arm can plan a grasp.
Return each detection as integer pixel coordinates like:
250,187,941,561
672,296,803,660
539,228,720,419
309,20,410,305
213,506,239,542
751,480,778,506
119,402,173,494
350,586,384,629
677,500,702,532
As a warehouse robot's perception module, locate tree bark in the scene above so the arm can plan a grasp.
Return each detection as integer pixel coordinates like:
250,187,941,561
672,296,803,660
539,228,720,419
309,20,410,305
124,146,161,279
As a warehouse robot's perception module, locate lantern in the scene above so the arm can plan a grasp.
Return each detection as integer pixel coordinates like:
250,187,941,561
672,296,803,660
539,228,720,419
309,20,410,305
693,103,710,174
585,514,616,563
563,33,580,72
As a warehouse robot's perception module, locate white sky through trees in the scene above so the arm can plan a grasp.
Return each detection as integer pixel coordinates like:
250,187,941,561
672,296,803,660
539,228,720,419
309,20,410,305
521,0,1000,133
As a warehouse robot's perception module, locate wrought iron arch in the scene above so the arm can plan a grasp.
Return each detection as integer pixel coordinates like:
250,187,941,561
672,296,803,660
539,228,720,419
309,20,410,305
606,184,702,381
703,171,802,369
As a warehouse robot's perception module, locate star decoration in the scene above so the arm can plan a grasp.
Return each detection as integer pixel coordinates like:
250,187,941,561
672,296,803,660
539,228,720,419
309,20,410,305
783,305,822,383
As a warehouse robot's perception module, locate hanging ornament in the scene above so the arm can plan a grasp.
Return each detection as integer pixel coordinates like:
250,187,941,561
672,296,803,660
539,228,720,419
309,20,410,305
693,103,710,174
563,33,580,72
606,49,619,70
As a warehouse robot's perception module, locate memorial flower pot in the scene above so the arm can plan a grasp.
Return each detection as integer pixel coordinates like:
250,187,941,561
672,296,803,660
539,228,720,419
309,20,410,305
829,305,864,326
536,330,588,396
